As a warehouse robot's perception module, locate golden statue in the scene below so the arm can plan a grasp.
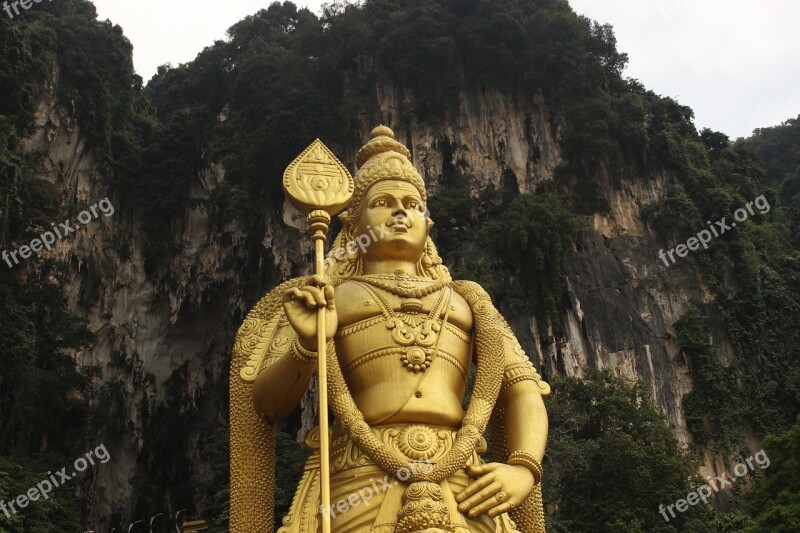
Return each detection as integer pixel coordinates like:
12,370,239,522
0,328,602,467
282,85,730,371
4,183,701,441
229,126,550,533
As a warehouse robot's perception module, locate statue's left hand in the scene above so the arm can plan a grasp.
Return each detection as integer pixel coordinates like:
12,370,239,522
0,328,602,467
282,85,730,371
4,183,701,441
455,463,535,518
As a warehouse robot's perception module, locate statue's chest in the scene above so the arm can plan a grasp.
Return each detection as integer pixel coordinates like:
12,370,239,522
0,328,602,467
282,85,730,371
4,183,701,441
336,283,473,332
334,285,473,379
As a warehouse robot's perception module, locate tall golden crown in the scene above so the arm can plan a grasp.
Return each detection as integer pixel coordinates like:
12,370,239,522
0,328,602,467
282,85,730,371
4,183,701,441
330,125,448,281
347,125,427,215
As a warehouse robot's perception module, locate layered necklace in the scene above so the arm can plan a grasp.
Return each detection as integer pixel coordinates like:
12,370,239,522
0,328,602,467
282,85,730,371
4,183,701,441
351,272,449,313
351,271,451,372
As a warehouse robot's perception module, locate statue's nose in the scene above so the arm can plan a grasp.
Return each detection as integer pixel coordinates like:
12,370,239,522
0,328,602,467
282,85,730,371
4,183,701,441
392,202,409,220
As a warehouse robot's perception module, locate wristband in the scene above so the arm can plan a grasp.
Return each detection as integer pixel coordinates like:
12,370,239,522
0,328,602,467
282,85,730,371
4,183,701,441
507,451,543,485
290,338,318,365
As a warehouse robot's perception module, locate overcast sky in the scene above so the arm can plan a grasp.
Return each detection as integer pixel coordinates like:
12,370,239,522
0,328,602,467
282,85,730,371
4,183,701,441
91,0,799,139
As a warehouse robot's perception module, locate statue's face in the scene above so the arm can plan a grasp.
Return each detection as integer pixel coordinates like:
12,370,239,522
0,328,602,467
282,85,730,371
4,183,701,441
354,180,428,262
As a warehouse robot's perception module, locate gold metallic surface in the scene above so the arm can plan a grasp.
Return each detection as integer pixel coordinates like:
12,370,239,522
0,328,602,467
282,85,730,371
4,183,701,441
230,279,306,532
507,451,544,485
231,126,550,532
283,139,354,216
290,338,319,365
282,138,354,533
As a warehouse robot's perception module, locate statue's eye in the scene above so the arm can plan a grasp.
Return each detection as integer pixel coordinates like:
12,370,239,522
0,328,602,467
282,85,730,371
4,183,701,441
373,199,387,207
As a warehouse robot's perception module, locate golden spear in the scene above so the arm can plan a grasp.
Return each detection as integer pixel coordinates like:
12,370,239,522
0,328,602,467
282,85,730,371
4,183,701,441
283,139,354,533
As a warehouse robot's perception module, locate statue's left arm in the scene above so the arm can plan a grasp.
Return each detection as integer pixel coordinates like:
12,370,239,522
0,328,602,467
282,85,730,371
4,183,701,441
457,325,550,519
497,333,549,463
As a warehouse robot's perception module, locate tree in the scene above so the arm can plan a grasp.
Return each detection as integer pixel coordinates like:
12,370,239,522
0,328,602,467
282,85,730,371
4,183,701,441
545,370,717,532
476,194,576,328
0,455,83,532
742,416,800,532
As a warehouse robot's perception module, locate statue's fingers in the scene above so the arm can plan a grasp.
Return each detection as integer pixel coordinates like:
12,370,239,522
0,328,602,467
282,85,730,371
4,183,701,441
294,289,317,308
456,472,493,503
468,489,507,518
465,463,494,477
303,286,326,307
458,482,502,516
324,285,336,309
456,473,496,503
487,500,514,518
284,287,304,303
311,274,330,287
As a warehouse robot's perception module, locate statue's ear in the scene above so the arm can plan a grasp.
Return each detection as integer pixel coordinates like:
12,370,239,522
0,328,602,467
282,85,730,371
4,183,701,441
421,237,451,282
324,228,360,279
341,225,359,264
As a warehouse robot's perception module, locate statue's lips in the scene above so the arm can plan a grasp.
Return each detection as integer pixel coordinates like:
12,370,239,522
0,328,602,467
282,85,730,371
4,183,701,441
387,223,410,233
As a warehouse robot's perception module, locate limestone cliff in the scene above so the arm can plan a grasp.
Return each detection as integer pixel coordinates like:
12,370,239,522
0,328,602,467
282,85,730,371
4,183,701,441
25,74,739,526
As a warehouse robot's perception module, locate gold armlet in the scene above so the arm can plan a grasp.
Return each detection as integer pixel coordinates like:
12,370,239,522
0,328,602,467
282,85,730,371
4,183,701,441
290,338,318,365
501,361,551,397
501,362,537,393
507,451,543,485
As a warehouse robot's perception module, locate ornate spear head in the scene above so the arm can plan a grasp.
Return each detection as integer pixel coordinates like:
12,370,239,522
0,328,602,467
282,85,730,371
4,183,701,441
283,139,354,217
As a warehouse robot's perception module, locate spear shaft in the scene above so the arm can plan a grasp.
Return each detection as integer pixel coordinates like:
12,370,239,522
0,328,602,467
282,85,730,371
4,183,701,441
309,211,332,533
283,139,353,533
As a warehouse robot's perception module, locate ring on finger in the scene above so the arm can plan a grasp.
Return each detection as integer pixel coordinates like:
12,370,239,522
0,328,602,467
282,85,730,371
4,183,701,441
495,492,507,503
489,500,515,518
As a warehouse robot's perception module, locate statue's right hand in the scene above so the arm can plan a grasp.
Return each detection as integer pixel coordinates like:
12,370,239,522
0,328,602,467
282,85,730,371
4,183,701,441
283,275,338,351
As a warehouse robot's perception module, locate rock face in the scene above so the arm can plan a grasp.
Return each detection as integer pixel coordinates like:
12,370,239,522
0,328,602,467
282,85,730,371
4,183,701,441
28,80,731,524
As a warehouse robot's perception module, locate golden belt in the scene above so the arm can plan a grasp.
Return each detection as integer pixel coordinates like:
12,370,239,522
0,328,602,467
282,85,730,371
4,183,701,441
330,424,487,477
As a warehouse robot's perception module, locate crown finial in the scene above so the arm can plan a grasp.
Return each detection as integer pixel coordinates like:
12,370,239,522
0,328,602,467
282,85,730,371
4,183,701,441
371,125,395,139
357,124,411,168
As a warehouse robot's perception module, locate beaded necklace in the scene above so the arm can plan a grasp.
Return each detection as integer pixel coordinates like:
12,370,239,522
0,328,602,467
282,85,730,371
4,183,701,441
352,280,450,373
351,273,450,299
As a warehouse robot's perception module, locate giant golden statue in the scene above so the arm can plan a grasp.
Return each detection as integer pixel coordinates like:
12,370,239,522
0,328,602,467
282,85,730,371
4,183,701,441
230,126,550,533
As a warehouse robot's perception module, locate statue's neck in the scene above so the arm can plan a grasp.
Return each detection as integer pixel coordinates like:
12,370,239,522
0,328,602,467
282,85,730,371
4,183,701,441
361,259,420,277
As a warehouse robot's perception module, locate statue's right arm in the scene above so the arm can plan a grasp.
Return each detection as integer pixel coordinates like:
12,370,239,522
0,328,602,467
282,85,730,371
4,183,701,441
252,276,337,422
252,345,317,422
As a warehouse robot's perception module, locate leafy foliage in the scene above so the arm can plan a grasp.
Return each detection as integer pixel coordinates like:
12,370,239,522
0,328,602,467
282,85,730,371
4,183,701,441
674,309,741,447
0,455,83,532
474,194,576,327
742,416,800,532
640,118,800,444
0,268,95,456
544,370,726,532
745,115,800,206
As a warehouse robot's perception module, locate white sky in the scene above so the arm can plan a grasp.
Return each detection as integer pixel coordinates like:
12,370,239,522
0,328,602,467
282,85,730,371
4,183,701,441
91,0,799,139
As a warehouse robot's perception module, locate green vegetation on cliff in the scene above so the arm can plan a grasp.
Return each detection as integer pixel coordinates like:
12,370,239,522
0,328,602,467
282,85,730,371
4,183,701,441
0,2,137,528
745,115,800,207
644,126,800,443
546,370,759,532
742,416,800,532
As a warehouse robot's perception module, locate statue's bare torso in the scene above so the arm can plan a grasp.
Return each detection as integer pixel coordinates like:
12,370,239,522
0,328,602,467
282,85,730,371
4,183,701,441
335,280,474,428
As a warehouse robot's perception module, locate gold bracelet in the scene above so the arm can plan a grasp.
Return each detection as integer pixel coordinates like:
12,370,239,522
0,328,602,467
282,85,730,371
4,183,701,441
507,451,543,485
290,338,318,365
